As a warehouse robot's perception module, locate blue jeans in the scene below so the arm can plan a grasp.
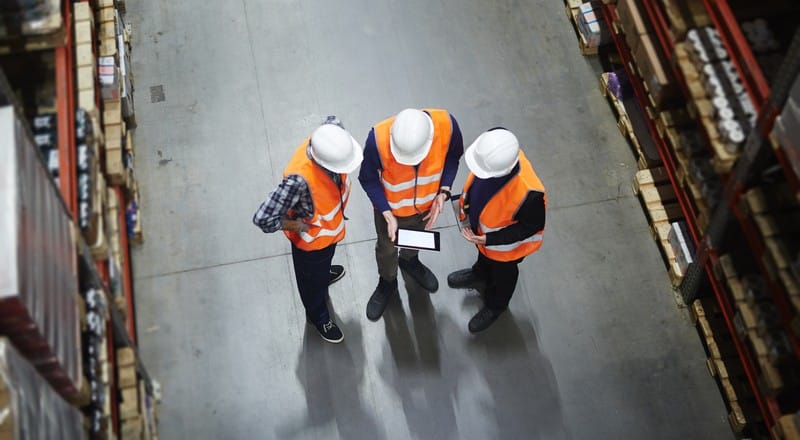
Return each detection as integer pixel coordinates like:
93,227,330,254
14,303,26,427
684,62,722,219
291,243,336,326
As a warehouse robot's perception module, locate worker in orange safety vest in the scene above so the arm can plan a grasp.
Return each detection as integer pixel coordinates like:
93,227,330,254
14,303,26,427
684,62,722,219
253,117,363,343
358,108,463,321
448,128,546,333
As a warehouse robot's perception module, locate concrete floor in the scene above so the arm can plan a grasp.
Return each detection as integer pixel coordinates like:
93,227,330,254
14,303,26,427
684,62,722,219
128,1,731,439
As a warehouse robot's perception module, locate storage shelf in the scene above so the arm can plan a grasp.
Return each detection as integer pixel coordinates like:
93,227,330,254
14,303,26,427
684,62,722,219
55,0,76,217
600,2,798,431
706,252,784,426
729,199,800,358
601,4,703,245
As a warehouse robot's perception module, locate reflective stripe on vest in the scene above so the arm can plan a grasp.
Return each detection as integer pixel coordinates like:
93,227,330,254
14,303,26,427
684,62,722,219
374,109,452,216
381,171,442,192
479,221,544,252
282,140,349,250
387,191,438,210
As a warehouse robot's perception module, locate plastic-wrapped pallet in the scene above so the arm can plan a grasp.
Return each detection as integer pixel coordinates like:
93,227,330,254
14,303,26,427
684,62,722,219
0,337,84,439
0,105,82,398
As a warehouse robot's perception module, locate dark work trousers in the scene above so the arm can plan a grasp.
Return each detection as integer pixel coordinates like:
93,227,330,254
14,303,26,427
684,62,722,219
471,252,524,311
373,210,428,281
290,243,336,326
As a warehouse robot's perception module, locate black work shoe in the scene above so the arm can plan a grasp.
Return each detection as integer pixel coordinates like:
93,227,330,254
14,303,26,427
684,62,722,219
310,319,344,343
398,256,439,292
366,278,398,321
468,307,504,333
329,265,345,286
447,269,485,289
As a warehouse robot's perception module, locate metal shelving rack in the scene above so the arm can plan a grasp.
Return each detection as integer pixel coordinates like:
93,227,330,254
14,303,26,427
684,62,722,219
601,1,800,432
1,1,152,436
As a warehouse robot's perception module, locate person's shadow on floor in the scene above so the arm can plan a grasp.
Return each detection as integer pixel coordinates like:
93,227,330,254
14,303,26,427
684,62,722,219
466,310,571,440
377,272,463,439
276,312,383,440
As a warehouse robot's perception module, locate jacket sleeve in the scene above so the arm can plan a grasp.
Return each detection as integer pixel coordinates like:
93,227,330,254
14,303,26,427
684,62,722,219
358,129,392,212
252,175,309,233
484,191,545,246
440,114,464,189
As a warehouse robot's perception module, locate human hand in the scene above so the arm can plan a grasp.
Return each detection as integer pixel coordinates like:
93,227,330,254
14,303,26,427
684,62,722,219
382,210,398,241
282,219,308,233
423,193,448,230
460,227,486,245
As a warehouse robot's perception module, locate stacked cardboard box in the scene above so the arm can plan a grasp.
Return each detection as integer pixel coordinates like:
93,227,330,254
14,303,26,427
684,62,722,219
616,0,676,109
577,2,610,48
75,2,99,118
117,348,143,439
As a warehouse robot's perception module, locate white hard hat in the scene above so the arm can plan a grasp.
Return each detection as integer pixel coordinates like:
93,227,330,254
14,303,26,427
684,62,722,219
390,109,434,166
310,124,363,174
464,129,520,179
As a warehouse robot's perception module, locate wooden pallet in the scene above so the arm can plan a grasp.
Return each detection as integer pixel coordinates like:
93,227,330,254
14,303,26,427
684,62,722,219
690,296,762,436
632,168,686,285
564,1,598,56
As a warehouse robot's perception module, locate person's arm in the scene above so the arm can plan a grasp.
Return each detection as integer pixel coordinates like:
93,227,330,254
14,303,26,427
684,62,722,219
358,129,391,212
484,191,546,246
439,114,464,190
252,175,310,233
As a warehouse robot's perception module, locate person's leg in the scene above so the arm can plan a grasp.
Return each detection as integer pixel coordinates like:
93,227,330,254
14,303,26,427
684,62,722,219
397,212,439,291
368,210,400,320
448,250,487,289
291,244,336,325
374,209,399,281
484,257,522,311
469,256,523,333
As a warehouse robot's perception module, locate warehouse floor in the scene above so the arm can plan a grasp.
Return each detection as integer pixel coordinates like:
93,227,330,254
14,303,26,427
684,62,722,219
128,1,731,438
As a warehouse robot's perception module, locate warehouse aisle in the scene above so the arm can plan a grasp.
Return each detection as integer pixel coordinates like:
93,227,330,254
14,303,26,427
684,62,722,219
128,1,731,438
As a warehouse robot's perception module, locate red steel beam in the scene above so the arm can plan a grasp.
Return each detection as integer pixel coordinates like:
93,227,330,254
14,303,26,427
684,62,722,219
116,187,136,343
55,0,76,216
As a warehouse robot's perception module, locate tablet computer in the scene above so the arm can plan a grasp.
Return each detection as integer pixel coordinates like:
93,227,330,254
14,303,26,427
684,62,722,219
394,228,441,251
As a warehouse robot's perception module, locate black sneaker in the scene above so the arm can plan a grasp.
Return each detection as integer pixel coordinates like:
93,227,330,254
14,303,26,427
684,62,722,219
447,269,485,289
328,265,345,286
310,319,344,343
398,256,438,292
468,307,504,333
366,277,398,321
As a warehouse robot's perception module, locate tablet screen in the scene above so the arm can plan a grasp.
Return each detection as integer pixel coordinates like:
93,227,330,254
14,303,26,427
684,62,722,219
396,229,438,250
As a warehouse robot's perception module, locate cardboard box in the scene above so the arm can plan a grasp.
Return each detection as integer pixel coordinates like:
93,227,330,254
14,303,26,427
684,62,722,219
77,66,95,91
74,2,93,22
104,100,122,125
75,43,95,68
661,0,710,40
116,347,135,367
616,0,650,54
118,365,136,388
634,34,675,107
74,20,93,44
578,3,610,48
668,221,695,273
98,6,116,24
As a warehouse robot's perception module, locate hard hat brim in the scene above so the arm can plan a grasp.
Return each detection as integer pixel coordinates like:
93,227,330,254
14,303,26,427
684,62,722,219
464,133,518,179
389,113,435,166
311,135,364,174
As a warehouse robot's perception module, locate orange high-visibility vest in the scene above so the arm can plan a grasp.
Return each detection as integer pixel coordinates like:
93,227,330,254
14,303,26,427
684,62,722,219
283,139,351,251
460,151,546,262
374,109,453,217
